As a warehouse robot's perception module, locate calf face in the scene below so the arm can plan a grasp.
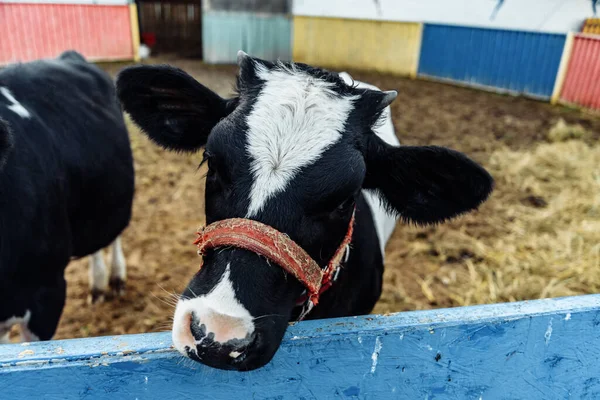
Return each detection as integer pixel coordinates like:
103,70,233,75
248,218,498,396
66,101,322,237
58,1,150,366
117,52,493,371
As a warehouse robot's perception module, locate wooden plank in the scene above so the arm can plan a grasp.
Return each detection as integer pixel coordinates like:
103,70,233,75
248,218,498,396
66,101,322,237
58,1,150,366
129,3,141,62
551,32,575,105
1,295,600,399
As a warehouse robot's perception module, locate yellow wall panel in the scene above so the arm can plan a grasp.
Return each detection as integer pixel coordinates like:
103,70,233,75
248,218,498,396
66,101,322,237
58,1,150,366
293,16,422,76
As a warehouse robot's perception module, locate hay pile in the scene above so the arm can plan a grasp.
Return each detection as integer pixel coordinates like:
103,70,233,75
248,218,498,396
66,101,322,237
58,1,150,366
375,126,600,312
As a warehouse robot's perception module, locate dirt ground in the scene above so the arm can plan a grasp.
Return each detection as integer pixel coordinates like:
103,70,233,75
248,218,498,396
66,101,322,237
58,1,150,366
49,56,600,340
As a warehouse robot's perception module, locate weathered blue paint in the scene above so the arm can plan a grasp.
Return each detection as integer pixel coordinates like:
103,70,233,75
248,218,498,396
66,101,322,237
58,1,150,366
1,295,600,399
202,10,292,64
418,24,566,99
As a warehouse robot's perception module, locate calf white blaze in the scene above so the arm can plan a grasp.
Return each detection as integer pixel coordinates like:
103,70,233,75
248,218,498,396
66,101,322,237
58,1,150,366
0,87,31,119
172,264,254,355
245,63,359,217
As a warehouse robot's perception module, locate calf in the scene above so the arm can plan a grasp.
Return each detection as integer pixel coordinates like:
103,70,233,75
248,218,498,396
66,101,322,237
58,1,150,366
117,52,493,371
0,51,134,343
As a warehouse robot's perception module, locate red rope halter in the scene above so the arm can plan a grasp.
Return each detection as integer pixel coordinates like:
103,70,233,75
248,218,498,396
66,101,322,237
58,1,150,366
194,208,356,320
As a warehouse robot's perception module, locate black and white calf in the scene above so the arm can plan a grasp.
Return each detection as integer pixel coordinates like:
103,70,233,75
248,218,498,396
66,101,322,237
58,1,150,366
0,51,134,343
117,52,493,371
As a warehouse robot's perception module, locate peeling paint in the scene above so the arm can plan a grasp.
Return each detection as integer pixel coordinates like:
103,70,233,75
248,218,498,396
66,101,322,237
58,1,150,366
544,318,553,345
18,350,34,358
370,337,382,374
290,336,308,341
565,313,571,321
358,337,363,344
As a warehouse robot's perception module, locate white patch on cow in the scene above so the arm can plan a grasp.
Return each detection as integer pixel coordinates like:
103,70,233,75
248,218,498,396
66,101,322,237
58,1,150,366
89,250,108,291
340,72,400,256
0,310,36,343
19,324,40,342
172,264,254,357
245,63,359,217
110,236,127,282
229,351,242,359
0,87,31,119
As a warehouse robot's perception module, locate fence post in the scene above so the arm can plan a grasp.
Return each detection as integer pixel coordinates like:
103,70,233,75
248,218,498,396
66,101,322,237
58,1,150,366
130,2,141,62
551,32,575,105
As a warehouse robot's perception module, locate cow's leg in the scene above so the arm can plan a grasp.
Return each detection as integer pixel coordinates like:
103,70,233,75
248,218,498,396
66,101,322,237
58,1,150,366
109,236,127,297
88,250,108,304
25,278,67,341
0,331,9,344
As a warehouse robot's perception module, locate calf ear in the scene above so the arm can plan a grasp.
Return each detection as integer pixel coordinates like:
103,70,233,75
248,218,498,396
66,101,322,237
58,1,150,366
116,65,235,152
363,135,494,225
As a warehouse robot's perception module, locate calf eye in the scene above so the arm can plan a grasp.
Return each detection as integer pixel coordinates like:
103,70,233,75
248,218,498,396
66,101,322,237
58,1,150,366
336,197,355,213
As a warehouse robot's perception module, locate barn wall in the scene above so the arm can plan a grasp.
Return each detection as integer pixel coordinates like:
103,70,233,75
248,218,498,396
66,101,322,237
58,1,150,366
0,1,137,65
202,10,291,63
418,24,566,99
292,0,596,34
559,34,600,111
292,17,422,76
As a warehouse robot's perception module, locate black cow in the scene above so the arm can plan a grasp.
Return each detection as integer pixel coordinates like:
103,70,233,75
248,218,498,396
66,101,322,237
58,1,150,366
0,51,134,343
117,51,493,370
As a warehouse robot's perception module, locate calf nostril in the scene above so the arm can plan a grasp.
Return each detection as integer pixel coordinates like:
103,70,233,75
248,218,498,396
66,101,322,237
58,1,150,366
188,309,254,345
189,311,207,341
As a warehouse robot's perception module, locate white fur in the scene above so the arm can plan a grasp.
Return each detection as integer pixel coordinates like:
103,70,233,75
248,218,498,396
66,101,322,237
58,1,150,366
89,250,108,291
110,236,127,282
172,264,254,356
339,72,400,256
245,63,359,217
0,310,39,343
0,87,31,119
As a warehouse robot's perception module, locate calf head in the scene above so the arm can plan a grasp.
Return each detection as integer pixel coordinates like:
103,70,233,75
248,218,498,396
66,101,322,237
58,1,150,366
116,52,493,371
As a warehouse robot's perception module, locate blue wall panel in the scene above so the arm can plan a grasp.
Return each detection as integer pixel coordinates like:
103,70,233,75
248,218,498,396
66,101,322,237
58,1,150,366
418,24,567,99
203,11,291,64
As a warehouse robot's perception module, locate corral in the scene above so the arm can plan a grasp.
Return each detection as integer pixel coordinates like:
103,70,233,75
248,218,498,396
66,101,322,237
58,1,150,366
2,0,600,397
44,57,600,340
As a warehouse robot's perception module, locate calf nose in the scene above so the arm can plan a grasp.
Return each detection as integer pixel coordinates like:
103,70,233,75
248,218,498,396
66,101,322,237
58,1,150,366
172,303,255,361
190,309,254,345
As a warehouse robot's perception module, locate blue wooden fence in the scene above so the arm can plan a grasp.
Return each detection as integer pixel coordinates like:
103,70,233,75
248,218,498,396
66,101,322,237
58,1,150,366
2,294,600,399
418,24,567,99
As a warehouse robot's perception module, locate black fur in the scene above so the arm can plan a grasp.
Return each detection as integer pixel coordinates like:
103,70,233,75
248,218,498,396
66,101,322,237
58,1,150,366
117,54,493,371
116,65,236,153
0,51,135,340
363,135,494,225
0,118,13,170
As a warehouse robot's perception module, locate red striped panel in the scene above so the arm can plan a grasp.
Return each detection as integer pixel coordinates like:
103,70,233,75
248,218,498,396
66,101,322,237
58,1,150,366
560,35,600,111
0,3,134,65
